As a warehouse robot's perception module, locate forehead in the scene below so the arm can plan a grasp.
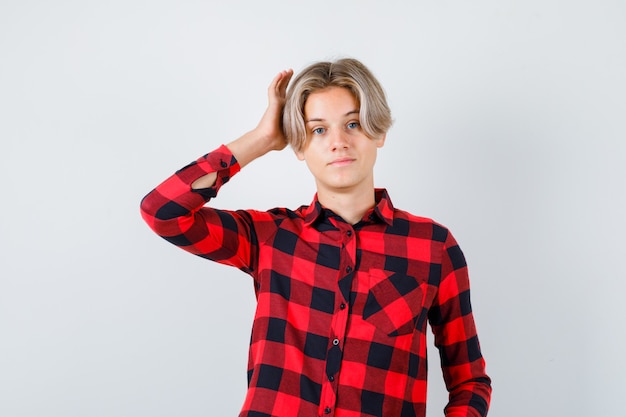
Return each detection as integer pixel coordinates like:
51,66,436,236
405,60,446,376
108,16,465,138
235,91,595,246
304,87,359,119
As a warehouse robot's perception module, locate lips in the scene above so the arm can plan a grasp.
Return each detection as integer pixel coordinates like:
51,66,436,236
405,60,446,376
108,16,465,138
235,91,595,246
329,157,356,166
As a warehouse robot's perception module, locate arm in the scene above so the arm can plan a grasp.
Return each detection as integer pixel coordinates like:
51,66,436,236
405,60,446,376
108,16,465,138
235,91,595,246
429,230,492,416
140,69,293,270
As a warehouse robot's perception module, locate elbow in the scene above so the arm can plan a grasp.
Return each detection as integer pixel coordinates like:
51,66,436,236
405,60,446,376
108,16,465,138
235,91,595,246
139,189,194,238
139,189,165,234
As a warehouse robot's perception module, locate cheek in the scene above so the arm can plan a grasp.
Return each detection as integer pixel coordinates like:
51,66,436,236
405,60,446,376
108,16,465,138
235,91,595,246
304,157,319,173
303,154,327,177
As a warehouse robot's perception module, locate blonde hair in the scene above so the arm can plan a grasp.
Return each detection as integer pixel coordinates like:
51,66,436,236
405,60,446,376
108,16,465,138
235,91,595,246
283,58,392,152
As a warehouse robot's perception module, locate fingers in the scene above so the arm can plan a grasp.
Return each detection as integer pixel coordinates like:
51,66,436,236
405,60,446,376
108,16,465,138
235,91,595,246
277,68,293,96
269,69,294,101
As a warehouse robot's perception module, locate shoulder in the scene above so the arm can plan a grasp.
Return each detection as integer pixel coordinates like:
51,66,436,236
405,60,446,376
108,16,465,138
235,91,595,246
235,205,309,246
390,207,451,243
238,204,309,228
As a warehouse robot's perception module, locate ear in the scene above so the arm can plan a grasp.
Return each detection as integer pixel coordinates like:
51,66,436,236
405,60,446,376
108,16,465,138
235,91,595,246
375,133,386,149
294,148,306,161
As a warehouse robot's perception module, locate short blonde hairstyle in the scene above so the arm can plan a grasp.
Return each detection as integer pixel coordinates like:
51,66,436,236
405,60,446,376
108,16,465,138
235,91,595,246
283,58,393,152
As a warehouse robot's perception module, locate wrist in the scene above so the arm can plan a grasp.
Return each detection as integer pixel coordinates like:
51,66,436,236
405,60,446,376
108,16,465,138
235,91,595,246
226,130,279,169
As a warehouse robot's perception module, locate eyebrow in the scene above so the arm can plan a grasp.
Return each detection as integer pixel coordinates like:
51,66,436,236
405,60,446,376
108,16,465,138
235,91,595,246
305,110,360,123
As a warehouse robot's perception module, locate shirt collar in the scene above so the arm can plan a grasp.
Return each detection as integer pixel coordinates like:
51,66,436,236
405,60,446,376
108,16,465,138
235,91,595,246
303,188,395,227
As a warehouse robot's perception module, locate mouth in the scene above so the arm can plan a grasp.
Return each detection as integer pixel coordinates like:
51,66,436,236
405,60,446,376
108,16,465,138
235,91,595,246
328,157,356,167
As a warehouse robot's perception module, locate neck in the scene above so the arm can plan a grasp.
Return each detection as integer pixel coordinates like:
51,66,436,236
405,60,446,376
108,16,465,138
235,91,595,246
317,187,376,225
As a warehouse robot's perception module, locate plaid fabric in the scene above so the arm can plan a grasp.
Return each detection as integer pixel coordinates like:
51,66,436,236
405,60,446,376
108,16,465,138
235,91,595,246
140,145,491,417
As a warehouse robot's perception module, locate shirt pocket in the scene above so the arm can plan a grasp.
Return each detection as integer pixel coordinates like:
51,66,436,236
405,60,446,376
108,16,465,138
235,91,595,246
362,269,425,337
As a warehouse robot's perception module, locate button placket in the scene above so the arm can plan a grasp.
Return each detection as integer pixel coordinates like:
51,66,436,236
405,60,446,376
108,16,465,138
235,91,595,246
319,223,354,416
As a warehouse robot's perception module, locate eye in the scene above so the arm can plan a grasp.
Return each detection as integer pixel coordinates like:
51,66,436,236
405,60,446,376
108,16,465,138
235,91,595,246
347,121,360,129
312,127,326,135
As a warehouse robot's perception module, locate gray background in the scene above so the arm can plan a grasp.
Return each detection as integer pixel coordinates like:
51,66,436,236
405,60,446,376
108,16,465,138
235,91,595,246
1,1,625,416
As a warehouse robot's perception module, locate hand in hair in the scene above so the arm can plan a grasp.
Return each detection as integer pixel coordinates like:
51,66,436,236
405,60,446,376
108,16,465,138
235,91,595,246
224,69,294,168
191,69,293,189
255,69,294,152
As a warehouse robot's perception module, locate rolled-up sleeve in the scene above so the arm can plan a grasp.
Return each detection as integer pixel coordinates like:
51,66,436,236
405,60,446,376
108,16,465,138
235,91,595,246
140,145,257,271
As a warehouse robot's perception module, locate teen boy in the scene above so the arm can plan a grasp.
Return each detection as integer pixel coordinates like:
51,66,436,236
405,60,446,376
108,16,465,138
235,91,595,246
140,58,491,417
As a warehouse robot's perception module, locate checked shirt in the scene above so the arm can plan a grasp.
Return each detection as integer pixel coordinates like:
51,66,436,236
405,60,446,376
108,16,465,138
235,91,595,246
140,145,491,417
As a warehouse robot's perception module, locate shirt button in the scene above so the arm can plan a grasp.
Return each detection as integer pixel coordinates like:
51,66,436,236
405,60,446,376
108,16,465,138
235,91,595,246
328,375,335,382
324,407,332,414
332,338,340,346
347,230,352,237
340,303,346,310
345,266,352,273
220,159,228,168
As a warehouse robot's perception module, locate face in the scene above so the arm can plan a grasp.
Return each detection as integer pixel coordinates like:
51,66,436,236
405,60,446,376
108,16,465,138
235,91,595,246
295,87,385,196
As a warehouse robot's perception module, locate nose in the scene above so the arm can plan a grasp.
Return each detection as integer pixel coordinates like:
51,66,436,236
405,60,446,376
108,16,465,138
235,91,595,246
329,128,349,151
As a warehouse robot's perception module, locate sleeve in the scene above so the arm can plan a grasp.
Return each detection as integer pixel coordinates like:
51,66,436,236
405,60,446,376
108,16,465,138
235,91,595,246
428,229,492,417
139,145,257,273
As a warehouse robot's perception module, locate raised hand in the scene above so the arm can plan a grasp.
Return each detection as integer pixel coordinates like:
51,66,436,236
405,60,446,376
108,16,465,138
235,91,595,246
218,69,294,173
255,69,294,151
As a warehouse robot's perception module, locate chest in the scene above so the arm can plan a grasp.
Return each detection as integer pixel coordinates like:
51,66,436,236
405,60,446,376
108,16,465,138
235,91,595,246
254,221,442,336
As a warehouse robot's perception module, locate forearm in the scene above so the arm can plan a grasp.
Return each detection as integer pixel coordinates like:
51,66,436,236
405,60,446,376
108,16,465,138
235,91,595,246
444,377,492,417
191,129,280,189
432,231,492,416
140,145,259,269
140,145,240,235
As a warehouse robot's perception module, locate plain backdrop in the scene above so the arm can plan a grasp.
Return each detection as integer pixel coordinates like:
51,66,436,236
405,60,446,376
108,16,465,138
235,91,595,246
1,1,625,416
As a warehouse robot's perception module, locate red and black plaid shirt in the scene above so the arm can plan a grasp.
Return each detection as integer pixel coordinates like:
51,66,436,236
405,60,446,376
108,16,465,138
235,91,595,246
140,145,491,417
